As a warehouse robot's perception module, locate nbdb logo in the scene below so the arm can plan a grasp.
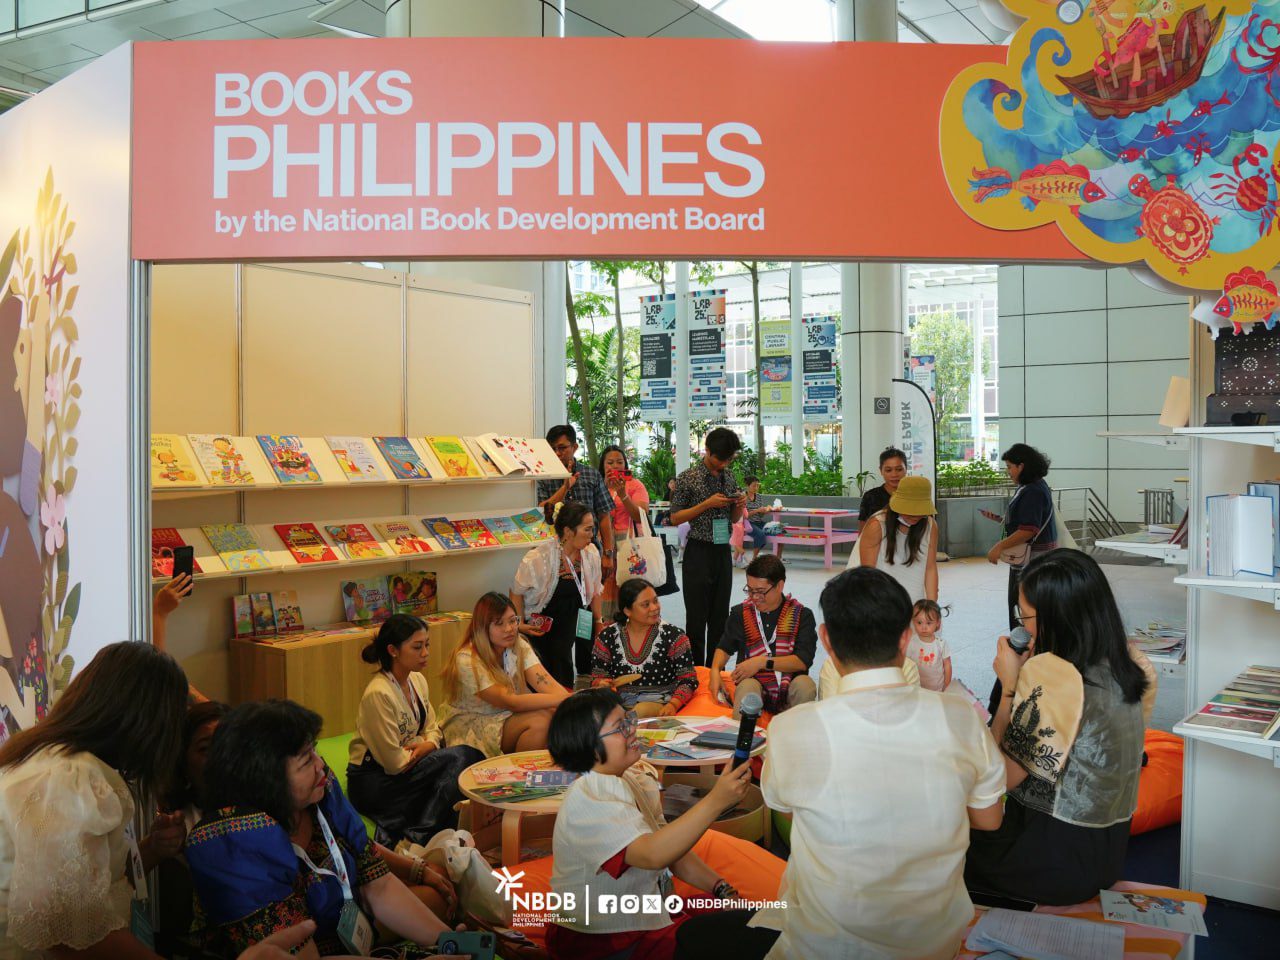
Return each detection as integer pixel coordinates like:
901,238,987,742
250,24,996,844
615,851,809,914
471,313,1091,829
492,866,575,913
598,893,683,915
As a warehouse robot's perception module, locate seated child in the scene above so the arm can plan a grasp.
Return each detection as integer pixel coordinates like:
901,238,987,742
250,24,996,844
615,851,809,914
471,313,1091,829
906,600,951,693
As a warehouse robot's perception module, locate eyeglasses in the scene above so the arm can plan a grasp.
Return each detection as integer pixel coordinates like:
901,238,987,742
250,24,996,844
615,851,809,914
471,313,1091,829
742,583,777,598
599,710,638,742
1012,608,1037,625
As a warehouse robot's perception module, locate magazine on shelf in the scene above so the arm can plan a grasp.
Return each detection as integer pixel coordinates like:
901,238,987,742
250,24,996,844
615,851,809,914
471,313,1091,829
389,571,438,617
188,434,256,486
273,522,340,564
324,523,388,561
151,527,203,578
201,523,272,572
373,436,434,480
151,434,205,488
326,436,387,483
374,520,437,555
1182,665,1280,739
1205,493,1275,578
422,517,469,551
424,436,483,479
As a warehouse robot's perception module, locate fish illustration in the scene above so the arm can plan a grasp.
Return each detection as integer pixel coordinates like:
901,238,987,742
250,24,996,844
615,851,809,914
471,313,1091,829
1213,267,1280,333
969,159,1106,216
1191,92,1231,117
1118,147,1147,162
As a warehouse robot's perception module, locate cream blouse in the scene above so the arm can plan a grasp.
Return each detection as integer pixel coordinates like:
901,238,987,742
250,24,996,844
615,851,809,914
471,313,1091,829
349,671,444,775
512,539,602,613
0,747,134,956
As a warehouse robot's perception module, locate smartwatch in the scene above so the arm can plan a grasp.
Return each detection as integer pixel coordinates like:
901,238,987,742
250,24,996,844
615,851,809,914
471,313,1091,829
765,658,774,672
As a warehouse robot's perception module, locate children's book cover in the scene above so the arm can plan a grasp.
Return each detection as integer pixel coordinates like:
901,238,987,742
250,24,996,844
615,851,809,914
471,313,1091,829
374,520,437,555
453,518,500,548
511,510,553,541
324,523,387,561
188,434,255,486
232,595,254,639
422,517,469,551
473,434,525,475
341,576,392,624
201,523,272,571
271,590,305,634
482,516,530,546
257,435,322,484
373,436,433,480
326,436,387,483
273,522,339,564
151,434,204,488
425,436,482,479
390,571,438,617
249,592,276,637
463,437,502,477
152,527,203,578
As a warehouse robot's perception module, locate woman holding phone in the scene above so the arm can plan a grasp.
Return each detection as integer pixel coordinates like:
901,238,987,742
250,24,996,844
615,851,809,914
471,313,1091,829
599,445,650,622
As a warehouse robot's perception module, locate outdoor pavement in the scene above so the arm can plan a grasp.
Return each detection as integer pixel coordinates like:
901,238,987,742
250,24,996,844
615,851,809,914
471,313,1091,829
659,548,1187,731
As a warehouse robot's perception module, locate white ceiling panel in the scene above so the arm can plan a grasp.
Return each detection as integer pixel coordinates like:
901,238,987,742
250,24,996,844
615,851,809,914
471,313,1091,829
221,0,322,19
570,0,694,38
565,10,619,38
910,10,988,44
145,8,238,40
651,11,747,39
249,10,334,38
179,21,276,41
899,0,953,18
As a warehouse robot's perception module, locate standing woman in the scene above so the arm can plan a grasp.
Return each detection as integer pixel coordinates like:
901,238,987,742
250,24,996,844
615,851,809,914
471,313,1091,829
346,614,485,846
987,443,1057,629
599,445,650,622
858,447,908,523
851,475,939,603
512,500,606,688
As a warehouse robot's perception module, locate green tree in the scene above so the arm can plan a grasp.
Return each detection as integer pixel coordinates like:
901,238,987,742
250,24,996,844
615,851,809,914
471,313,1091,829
565,272,605,464
736,261,782,474
907,311,988,457
564,323,641,459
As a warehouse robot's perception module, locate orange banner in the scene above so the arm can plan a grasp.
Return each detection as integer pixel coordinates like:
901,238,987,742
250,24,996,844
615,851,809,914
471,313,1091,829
131,38,1085,263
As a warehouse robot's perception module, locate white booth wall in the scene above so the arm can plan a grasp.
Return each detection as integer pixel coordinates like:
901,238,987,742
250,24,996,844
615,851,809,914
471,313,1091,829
151,262,537,703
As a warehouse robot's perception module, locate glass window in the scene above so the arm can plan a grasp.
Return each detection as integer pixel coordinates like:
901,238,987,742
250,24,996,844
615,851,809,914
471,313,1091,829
19,0,82,28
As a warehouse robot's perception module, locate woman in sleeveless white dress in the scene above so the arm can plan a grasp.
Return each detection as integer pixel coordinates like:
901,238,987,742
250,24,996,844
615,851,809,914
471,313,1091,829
846,475,939,604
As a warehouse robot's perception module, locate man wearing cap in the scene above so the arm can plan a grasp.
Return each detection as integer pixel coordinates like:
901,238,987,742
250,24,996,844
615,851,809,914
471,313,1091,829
848,474,939,604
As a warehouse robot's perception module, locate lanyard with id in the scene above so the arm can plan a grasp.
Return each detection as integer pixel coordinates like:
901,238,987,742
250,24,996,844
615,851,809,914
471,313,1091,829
293,809,374,956
753,607,783,685
564,554,594,640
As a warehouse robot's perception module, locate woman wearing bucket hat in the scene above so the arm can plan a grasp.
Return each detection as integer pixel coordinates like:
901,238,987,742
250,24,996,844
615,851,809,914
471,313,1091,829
849,475,939,604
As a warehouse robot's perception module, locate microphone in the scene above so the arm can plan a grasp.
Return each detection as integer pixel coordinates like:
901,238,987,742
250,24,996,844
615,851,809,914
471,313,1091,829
734,692,763,769
1008,626,1033,653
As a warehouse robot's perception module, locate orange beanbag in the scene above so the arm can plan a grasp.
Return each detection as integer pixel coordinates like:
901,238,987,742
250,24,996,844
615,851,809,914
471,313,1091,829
679,666,774,730
513,831,787,947
1131,729,1184,835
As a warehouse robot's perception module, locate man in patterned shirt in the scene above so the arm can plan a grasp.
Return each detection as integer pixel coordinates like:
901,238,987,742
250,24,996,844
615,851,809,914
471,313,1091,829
536,424,616,581
670,427,745,666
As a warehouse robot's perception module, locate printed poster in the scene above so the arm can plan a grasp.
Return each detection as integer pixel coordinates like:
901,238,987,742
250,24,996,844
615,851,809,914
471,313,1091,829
760,319,791,426
801,315,839,423
639,293,677,422
688,289,726,418
908,355,937,407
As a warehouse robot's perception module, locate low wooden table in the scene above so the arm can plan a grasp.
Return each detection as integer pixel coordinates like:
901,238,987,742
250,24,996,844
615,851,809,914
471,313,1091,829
457,751,572,867
638,715,768,777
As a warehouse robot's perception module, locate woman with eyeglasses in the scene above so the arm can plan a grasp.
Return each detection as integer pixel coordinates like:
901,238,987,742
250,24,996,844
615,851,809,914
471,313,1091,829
964,550,1152,906
590,578,697,719
849,475,939,603
544,689,753,960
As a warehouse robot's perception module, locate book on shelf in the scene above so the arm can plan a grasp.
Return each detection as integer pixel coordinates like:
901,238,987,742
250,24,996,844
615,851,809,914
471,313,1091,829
1247,481,1280,571
324,523,388,561
1205,493,1275,577
188,434,256,486
373,436,434,480
151,527,203,579
257,435,322,484
271,590,304,635
151,434,205,488
341,576,393,625
232,595,255,639
476,434,565,476
452,518,500,548
482,516,530,545
326,436,387,483
424,436,483,479
273,522,339,564
374,520,437,555
1182,665,1280,739
464,437,503,477
249,593,276,637
511,509,553,541
389,571,438,616
422,516,469,551
236,589,307,639
201,523,272,571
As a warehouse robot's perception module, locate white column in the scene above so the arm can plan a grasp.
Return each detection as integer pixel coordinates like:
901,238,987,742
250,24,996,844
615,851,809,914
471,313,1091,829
835,0,902,488
675,262,691,473
388,1,567,432
971,307,986,458
790,262,805,477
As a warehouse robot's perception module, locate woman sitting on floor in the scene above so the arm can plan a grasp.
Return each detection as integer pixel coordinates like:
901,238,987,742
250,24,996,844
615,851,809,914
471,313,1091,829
347,614,485,847
186,699,455,958
545,689,752,960
591,578,697,718
439,591,572,757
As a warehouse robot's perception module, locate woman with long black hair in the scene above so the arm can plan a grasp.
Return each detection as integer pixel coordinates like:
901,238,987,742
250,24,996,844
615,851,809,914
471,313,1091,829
965,549,1150,905
850,474,939,602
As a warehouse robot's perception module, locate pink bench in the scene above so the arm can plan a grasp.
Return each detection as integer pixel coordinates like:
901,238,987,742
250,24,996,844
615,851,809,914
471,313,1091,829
765,508,859,569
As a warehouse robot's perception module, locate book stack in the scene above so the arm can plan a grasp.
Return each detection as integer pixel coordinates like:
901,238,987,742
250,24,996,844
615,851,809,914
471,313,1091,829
1129,622,1187,665
233,590,305,640
1182,665,1280,739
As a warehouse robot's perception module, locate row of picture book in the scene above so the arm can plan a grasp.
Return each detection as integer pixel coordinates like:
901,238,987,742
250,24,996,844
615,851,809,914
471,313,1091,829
151,433,570,489
233,571,441,640
1181,665,1280,740
1204,481,1280,577
151,510,551,579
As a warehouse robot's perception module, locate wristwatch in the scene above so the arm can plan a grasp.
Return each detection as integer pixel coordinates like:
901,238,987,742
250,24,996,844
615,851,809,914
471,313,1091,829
604,548,616,559
765,658,774,671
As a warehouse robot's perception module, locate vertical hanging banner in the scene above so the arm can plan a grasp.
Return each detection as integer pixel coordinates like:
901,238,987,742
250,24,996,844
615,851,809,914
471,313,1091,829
688,289,727,418
759,319,792,426
639,293,677,422
801,315,839,423
908,355,937,407
892,378,937,492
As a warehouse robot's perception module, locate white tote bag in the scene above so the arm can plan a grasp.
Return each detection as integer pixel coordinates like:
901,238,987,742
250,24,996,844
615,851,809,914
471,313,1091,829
615,511,669,589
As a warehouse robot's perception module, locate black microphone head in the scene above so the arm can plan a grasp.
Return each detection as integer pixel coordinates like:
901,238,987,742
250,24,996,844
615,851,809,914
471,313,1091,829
1009,626,1033,653
740,691,763,718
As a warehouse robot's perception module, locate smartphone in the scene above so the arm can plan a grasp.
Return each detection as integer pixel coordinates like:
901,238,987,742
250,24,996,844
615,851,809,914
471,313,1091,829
172,545,195,589
437,931,496,959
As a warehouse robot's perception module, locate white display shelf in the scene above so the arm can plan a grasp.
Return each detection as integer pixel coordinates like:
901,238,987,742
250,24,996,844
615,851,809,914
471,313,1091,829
1174,426,1280,451
1175,571,1280,608
1173,720,1280,764
152,473,539,499
1147,653,1184,678
1097,430,1189,450
1095,532,1188,565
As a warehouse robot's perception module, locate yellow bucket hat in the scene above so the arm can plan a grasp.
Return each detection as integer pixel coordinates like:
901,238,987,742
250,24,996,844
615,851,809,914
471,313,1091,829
888,475,936,516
